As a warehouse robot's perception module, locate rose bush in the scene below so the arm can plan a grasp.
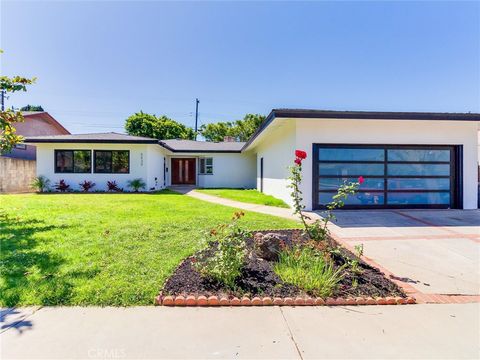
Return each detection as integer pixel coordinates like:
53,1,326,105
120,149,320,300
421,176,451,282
288,149,362,243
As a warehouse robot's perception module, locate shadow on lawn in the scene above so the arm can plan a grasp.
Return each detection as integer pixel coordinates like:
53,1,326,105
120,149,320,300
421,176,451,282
0,211,96,307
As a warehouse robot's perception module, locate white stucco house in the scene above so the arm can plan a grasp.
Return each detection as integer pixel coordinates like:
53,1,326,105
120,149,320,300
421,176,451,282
26,109,480,210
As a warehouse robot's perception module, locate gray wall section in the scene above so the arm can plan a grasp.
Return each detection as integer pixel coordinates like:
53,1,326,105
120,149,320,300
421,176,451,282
2,145,36,160
0,157,36,193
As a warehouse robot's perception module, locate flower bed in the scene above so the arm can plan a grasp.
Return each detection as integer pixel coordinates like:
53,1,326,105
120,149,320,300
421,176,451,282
157,229,411,306
157,149,415,307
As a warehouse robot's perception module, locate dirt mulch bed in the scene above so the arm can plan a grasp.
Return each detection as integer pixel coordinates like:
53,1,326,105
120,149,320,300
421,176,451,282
161,229,406,299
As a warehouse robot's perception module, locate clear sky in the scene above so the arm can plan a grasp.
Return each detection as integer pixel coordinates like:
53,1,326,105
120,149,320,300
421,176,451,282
1,1,479,134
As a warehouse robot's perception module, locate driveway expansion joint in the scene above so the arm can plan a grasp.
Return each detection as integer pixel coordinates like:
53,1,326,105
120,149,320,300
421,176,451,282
279,307,304,360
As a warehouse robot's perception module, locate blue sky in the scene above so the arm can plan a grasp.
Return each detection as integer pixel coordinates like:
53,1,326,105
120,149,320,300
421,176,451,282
1,1,479,134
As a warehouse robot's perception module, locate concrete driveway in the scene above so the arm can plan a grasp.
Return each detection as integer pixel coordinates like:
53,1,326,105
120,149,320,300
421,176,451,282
328,209,480,296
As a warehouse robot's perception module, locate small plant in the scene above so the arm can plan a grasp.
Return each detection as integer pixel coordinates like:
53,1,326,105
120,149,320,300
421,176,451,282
127,178,146,192
193,211,248,289
350,244,364,275
54,179,70,192
331,243,364,288
274,245,344,298
107,181,122,192
288,150,363,242
79,180,95,192
31,176,50,192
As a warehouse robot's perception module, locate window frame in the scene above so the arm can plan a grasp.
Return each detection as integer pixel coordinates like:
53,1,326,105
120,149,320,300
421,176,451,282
199,157,213,175
93,150,130,174
312,144,461,210
54,149,92,174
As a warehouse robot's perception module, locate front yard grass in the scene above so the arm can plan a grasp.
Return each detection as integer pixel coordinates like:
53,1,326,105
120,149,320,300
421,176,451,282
0,191,299,306
196,188,289,208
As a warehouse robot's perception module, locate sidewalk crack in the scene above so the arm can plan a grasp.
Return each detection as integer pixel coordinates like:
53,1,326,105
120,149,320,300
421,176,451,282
279,307,304,360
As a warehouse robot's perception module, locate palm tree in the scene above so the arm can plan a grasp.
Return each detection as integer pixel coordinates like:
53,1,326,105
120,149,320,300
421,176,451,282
127,178,146,192
31,176,50,192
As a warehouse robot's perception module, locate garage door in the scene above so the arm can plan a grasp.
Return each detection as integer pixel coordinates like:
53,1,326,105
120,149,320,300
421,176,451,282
313,144,461,209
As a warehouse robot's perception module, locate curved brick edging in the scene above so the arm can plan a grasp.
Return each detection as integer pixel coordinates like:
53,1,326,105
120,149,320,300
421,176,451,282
155,295,416,306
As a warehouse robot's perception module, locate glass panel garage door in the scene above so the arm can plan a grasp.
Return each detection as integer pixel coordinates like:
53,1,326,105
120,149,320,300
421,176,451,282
314,145,457,209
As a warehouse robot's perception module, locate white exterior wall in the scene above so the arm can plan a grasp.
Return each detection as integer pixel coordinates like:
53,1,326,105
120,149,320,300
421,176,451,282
35,143,167,191
165,153,256,189
254,121,296,206
294,119,479,210
146,145,167,190
197,153,256,188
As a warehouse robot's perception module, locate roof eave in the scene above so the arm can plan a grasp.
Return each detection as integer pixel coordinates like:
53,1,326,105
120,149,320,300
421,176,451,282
241,109,480,151
165,149,242,154
24,139,158,144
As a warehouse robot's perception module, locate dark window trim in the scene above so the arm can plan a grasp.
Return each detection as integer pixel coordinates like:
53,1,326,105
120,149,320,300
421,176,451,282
260,157,264,193
198,157,214,175
312,144,462,210
54,149,92,174
93,150,130,174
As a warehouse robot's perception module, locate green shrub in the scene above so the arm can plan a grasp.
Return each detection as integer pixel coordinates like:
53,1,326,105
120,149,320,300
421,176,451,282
127,178,146,192
31,176,50,192
274,246,344,297
194,212,248,289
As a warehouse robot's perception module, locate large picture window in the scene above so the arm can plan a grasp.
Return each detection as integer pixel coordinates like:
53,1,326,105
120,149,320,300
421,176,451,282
199,158,213,174
55,150,91,173
94,150,129,173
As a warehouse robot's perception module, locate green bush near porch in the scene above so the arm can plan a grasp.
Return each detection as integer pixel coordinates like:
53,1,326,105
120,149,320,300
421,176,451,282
0,191,298,306
196,188,290,208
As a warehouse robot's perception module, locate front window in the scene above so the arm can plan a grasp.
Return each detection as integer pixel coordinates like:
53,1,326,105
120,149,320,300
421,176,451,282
94,150,129,173
55,150,91,173
199,157,213,175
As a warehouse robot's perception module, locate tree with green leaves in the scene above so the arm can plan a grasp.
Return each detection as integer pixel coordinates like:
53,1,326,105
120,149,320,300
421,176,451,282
198,121,235,142
125,111,195,140
200,113,265,142
20,105,44,111
0,52,36,153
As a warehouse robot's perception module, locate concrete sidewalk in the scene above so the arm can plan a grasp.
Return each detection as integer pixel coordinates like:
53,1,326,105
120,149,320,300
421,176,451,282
172,187,321,222
2,304,479,359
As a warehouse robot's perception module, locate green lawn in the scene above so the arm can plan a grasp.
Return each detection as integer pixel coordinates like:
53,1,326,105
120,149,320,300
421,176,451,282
0,191,298,306
196,189,290,208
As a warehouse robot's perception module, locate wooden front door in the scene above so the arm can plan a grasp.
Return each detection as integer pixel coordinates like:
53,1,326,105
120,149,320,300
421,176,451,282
171,158,196,185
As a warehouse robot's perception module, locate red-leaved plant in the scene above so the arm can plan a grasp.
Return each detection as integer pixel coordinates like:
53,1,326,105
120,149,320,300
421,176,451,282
288,150,362,242
79,180,95,192
107,180,122,192
55,179,70,192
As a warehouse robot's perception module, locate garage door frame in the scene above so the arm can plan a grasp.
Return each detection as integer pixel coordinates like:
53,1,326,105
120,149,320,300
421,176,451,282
312,143,463,210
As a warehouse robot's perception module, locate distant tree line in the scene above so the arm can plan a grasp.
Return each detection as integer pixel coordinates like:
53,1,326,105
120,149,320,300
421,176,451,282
20,105,44,111
124,112,265,142
199,114,265,142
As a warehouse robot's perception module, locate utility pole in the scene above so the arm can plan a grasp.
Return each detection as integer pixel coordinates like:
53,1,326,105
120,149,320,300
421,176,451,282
194,98,200,140
1,90,5,111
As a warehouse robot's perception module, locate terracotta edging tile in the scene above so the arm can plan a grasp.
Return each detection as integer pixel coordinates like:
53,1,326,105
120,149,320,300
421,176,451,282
156,295,417,307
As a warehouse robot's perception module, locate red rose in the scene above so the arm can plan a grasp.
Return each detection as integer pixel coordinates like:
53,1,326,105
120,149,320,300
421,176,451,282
295,150,307,160
294,158,302,165
358,176,365,185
